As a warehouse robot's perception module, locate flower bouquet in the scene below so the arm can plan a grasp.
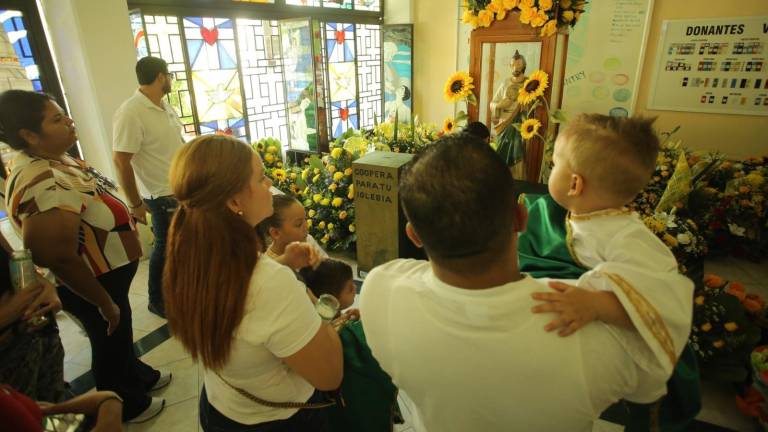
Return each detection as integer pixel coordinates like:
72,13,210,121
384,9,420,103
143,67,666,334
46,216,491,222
461,0,587,36
691,274,765,382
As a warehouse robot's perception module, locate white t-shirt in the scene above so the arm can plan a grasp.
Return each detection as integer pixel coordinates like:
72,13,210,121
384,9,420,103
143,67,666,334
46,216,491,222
569,211,694,375
203,256,321,424
360,259,670,432
112,89,184,198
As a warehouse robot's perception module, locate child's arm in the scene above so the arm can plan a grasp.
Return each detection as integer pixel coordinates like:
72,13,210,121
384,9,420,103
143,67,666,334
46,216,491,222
531,281,635,336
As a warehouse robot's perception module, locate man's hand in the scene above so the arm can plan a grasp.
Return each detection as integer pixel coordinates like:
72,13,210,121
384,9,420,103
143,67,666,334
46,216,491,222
130,202,148,225
530,281,599,337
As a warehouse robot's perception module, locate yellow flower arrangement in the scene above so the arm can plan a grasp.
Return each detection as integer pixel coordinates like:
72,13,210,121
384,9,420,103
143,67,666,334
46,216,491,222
443,117,456,134
321,198,330,206
519,0,535,8
264,153,275,164
519,6,538,24
520,118,542,140
308,209,316,218
443,71,474,103
348,185,355,199
724,322,739,332
301,168,309,180
272,168,286,182
540,19,558,37
306,219,313,228
327,223,335,231
318,221,326,229
531,9,549,27
349,224,356,233
312,174,321,184
329,183,337,192
331,147,343,159
477,9,494,27
333,171,344,182
539,0,553,11
313,194,322,203
327,165,337,174
332,197,344,207
339,211,348,220
344,168,353,176
517,70,549,105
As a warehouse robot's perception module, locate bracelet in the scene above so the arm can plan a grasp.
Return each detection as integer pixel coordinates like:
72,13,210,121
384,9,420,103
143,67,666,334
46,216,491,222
96,395,123,411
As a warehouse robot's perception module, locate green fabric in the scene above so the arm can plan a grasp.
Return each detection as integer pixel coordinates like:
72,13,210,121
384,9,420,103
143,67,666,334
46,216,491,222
518,194,586,280
517,194,701,431
495,113,525,166
328,320,398,432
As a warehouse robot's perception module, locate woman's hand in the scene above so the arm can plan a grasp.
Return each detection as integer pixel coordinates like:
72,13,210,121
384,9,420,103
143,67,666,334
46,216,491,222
0,285,44,329
281,242,322,271
23,277,62,321
98,302,121,336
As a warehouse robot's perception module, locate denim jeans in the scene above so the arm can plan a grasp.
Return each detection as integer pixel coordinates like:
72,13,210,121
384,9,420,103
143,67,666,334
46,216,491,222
199,387,329,432
143,195,177,307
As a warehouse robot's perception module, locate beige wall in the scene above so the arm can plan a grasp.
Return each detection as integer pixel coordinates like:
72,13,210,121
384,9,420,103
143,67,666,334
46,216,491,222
413,0,767,158
636,0,768,158
413,0,459,127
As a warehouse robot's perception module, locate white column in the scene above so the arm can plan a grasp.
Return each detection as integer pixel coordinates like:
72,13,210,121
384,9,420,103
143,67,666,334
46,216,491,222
37,0,136,179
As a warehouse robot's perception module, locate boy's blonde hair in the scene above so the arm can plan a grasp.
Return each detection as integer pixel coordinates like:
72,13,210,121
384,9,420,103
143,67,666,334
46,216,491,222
560,113,659,203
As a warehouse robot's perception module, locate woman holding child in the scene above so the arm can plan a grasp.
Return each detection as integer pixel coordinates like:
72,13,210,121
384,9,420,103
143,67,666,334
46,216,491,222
162,135,343,431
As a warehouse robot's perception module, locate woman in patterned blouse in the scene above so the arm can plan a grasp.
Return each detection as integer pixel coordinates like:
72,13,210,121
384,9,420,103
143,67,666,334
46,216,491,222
0,90,166,423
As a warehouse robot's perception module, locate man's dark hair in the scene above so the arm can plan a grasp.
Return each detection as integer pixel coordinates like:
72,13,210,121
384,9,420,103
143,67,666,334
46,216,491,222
464,121,490,141
136,56,169,86
400,133,517,269
0,90,56,150
300,259,353,299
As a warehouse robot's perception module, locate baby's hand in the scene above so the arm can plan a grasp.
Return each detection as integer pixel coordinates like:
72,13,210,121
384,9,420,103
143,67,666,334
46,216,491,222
530,281,599,337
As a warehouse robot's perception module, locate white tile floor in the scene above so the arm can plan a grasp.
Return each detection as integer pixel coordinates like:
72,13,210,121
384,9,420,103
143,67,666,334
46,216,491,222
55,253,767,431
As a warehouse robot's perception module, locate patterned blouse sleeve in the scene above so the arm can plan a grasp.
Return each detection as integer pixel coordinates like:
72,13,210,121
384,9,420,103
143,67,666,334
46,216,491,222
13,163,83,222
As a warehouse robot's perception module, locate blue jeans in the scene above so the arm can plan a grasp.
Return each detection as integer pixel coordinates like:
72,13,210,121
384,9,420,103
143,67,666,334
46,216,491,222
143,195,177,307
199,387,329,432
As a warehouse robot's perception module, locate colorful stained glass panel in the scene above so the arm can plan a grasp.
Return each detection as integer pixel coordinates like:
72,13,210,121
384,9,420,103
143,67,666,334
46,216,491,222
331,100,358,138
325,23,354,63
355,24,382,129
144,15,197,135
237,19,288,145
281,19,317,151
354,0,380,11
328,62,355,102
129,10,148,59
286,0,320,6
183,18,238,71
200,117,246,139
383,25,413,124
190,69,243,122
324,0,353,10
0,10,41,91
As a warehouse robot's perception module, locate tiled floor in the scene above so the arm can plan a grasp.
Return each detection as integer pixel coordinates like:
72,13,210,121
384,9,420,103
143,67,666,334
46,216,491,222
54,253,767,431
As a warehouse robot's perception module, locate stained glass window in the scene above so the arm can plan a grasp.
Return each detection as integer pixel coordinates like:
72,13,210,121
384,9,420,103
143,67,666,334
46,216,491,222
280,19,318,151
184,17,246,140
286,0,320,6
353,0,380,11
0,10,41,91
236,19,288,146
144,15,197,136
136,5,386,150
355,24,382,130
325,22,357,138
129,10,148,59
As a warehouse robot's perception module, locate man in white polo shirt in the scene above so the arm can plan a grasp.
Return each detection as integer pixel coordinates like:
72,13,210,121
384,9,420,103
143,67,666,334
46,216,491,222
360,134,679,431
113,56,184,318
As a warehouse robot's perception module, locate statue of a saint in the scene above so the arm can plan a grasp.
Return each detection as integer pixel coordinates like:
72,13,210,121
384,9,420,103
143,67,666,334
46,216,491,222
490,51,527,171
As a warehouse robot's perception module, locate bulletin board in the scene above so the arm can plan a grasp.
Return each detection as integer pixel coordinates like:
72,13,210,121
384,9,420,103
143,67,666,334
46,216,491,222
647,16,768,116
560,0,654,118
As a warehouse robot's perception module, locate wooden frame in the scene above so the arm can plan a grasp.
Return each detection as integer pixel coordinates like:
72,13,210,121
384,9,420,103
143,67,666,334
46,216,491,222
468,12,565,182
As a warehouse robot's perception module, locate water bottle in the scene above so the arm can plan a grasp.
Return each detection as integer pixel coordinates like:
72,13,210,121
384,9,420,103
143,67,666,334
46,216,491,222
9,249,48,326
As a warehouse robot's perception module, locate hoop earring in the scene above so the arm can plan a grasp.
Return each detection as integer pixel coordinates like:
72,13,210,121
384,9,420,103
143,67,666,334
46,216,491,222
237,210,244,216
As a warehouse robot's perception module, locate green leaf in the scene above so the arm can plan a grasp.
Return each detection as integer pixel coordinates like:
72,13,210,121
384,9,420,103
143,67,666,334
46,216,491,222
466,93,477,106
308,155,324,170
550,109,567,123
455,111,468,122
511,123,522,132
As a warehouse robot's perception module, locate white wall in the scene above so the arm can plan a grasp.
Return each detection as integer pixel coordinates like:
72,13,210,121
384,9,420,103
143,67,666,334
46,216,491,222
38,0,137,178
384,0,413,24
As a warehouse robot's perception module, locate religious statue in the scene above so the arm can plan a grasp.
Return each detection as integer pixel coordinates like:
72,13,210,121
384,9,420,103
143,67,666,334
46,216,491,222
490,50,527,172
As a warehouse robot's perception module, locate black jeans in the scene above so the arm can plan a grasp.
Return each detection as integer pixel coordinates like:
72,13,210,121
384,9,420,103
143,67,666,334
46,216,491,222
199,387,329,432
57,261,159,420
143,195,177,308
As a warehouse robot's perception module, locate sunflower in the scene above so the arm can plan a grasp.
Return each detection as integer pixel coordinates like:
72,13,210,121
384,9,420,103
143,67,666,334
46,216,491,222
272,168,287,182
443,72,474,103
443,117,456,134
539,0,553,11
517,70,549,105
520,118,542,140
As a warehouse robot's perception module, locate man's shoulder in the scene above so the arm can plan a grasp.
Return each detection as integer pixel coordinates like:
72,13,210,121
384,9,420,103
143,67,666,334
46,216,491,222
366,259,430,284
114,93,145,117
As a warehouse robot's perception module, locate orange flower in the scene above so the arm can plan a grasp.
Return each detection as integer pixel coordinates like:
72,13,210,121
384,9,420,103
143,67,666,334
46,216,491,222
701,322,712,332
703,274,725,288
713,340,725,349
724,322,739,332
739,186,751,194
744,294,765,314
694,295,705,305
519,7,539,24
727,286,746,302
729,281,746,292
